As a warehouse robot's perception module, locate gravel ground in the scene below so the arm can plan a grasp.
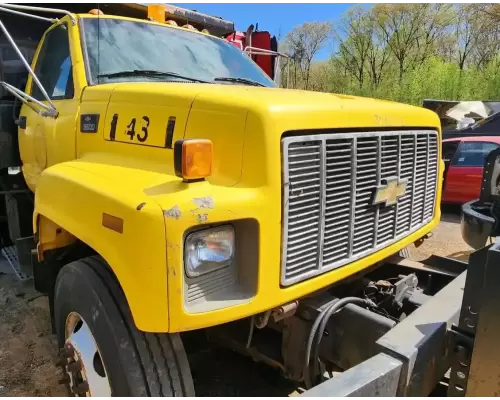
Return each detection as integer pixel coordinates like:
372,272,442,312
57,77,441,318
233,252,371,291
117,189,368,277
0,207,473,397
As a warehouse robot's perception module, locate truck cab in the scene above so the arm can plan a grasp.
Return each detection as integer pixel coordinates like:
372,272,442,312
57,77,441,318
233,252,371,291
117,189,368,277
0,4,444,397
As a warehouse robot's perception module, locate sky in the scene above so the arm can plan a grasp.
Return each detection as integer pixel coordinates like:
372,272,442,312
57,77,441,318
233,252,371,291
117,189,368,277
175,3,355,60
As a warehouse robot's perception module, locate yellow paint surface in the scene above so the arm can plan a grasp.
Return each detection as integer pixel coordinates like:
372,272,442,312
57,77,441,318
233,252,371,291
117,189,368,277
18,14,443,332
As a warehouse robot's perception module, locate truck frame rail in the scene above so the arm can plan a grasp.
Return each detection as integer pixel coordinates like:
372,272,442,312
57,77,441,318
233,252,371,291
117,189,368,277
301,242,500,397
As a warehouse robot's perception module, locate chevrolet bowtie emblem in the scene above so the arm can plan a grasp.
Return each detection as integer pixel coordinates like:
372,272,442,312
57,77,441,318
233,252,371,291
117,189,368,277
372,177,407,207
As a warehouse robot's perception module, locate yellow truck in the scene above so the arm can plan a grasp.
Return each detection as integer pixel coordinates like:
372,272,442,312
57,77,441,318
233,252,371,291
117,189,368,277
0,3,447,397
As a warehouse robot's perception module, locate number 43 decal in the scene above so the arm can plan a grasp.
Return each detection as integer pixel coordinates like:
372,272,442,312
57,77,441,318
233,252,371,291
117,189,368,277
126,116,150,143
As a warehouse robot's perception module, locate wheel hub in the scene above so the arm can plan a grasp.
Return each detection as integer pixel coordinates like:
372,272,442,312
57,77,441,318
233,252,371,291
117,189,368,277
57,312,111,397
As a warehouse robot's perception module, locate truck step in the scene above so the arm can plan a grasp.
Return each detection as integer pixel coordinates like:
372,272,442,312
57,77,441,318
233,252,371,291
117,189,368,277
0,246,32,281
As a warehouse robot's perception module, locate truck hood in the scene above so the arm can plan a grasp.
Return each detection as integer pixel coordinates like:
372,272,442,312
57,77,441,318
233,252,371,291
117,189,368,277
192,84,439,127
85,82,440,187
96,81,439,129
184,83,440,187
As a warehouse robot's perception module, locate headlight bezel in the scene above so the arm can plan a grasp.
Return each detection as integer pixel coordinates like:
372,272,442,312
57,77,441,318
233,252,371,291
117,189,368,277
184,224,236,278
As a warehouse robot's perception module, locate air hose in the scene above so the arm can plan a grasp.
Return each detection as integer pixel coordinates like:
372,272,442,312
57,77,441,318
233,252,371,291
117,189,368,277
303,296,376,389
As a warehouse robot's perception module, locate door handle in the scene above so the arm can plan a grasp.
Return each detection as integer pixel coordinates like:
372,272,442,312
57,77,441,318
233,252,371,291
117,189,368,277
15,116,27,129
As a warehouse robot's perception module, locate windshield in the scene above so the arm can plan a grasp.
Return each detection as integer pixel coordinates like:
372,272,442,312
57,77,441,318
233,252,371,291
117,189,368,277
80,17,276,88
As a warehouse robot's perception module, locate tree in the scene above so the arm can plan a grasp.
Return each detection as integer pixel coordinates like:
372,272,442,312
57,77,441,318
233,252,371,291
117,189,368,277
435,31,455,64
366,9,391,89
308,61,331,92
451,4,486,71
478,3,500,22
469,14,500,70
276,3,500,106
284,21,332,90
373,4,428,82
415,4,454,66
335,6,372,89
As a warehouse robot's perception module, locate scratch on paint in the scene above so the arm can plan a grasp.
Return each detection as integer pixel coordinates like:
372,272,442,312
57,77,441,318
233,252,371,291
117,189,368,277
197,214,208,223
193,196,214,209
190,196,215,216
164,205,181,219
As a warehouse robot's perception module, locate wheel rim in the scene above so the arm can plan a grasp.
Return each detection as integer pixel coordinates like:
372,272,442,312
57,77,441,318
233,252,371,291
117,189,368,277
61,312,111,397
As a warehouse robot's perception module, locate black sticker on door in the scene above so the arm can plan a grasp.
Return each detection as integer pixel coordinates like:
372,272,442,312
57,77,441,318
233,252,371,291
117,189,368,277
80,114,100,133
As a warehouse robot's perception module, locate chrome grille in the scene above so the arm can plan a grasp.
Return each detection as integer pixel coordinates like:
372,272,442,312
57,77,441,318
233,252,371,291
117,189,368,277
281,130,439,286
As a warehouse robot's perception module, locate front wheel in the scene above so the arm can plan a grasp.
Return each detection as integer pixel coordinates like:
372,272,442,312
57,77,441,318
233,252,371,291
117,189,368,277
53,256,195,396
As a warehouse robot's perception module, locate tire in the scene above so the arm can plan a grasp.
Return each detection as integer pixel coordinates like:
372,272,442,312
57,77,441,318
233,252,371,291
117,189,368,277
398,246,411,258
54,255,195,397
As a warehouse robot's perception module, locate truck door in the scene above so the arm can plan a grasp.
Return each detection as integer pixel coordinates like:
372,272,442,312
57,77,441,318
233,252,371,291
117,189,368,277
17,22,78,191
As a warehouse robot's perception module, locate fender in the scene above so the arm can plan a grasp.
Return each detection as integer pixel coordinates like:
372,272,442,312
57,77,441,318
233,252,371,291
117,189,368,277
33,159,171,332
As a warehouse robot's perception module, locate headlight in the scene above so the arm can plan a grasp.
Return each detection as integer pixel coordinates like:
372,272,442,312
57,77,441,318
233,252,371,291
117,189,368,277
185,225,235,278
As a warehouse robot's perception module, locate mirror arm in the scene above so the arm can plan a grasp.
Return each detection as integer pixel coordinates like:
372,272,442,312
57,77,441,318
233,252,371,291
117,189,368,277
0,19,58,113
0,4,76,25
0,6,57,23
0,82,58,117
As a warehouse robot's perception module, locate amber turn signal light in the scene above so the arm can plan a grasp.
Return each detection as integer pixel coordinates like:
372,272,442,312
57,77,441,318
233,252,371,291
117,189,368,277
147,4,165,23
88,8,104,15
174,139,213,181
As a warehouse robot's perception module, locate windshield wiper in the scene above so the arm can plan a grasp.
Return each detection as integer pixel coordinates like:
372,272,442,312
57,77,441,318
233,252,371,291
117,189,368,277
213,76,266,87
97,70,211,83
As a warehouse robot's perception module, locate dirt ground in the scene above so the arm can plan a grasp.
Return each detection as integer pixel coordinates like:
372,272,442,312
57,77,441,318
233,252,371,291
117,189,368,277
0,206,473,397
0,277,66,397
411,205,473,262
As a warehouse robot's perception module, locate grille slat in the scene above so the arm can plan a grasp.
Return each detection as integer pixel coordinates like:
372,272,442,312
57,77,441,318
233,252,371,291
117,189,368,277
287,239,319,252
186,267,236,303
281,130,439,286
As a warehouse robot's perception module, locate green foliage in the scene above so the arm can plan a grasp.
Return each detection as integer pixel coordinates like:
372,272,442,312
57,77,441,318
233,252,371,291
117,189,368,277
319,56,500,105
280,4,500,105
283,21,332,90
